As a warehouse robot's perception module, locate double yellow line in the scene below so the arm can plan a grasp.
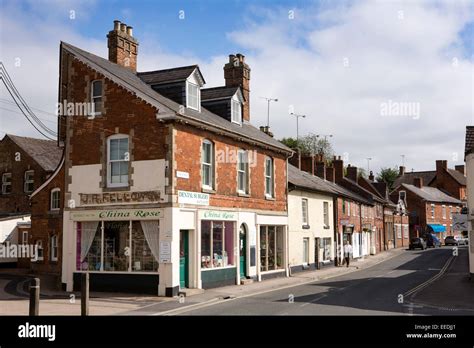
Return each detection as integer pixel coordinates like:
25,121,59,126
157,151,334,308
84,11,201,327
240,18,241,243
403,255,454,298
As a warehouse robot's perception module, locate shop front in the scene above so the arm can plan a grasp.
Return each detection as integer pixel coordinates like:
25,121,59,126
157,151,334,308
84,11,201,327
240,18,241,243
68,208,163,295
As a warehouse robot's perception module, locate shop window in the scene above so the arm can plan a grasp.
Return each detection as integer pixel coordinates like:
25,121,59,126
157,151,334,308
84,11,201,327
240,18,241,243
78,220,159,272
322,238,331,261
260,225,284,272
201,220,234,268
24,170,34,193
50,235,58,261
1,173,11,194
201,140,214,189
107,135,129,187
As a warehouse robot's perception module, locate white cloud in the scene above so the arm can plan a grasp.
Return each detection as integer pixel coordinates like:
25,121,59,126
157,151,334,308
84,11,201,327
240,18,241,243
0,0,472,174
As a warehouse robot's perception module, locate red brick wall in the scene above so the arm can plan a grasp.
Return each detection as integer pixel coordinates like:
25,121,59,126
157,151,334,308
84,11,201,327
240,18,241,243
29,164,65,277
430,170,465,201
174,124,287,212
0,136,49,216
336,197,362,233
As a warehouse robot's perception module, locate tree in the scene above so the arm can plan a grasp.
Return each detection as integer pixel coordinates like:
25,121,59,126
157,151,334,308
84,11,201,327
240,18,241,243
280,133,334,160
376,167,399,190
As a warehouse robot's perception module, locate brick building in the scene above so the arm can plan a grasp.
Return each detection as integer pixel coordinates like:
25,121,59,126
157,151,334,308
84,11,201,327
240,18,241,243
0,134,62,217
58,21,292,296
390,177,463,240
394,160,466,203
464,126,473,278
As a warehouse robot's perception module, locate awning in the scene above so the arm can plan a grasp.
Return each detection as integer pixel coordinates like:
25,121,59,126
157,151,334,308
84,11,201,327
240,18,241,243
427,224,446,233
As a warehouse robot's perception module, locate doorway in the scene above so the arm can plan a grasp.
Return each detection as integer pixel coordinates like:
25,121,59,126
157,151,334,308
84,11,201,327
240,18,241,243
239,224,247,279
179,230,189,288
314,237,320,269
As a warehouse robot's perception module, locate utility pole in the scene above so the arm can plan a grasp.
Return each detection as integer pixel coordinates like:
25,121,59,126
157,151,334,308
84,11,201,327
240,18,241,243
290,112,306,147
261,97,278,127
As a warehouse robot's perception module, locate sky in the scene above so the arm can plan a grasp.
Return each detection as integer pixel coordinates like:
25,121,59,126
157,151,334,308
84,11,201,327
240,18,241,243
0,0,473,174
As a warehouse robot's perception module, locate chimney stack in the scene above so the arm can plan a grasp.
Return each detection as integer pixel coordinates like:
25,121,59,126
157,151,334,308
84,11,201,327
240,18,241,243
399,166,405,176
369,170,374,182
315,161,326,180
333,156,344,183
259,126,273,137
300,154,315,176
435,160,448,173
326,166,335,183
346,164,358,182
224,54,251,121
455,165,465,175
107,20,139,72
414,177,423,188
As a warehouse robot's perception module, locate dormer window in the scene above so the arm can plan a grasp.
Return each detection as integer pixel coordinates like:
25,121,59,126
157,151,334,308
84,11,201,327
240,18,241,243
231,99,242,124
186,81,200,111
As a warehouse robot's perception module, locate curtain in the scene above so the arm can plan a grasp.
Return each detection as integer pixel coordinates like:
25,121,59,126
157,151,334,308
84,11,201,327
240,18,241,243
140,220,160,262
80,221,99,262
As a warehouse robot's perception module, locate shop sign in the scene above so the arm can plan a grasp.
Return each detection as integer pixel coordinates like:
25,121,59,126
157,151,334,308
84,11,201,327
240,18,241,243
176,171,189,179
200,210,236,221
178,190,209,206
70,208,163,221
79,191,160,205
159,241,171,263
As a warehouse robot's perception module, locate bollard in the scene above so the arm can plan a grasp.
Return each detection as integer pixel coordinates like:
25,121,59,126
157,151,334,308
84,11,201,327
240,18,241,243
81,272,89,316
29,278,40,316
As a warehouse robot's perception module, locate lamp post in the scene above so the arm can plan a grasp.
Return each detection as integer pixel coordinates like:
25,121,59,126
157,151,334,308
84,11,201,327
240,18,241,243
290,112,306,148
261,97,278,127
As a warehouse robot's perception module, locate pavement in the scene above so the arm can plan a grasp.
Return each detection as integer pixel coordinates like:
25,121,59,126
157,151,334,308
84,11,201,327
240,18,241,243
1,246,472,316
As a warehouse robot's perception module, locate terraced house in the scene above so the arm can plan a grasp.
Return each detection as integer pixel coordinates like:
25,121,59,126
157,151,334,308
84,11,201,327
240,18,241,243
58,21,292,296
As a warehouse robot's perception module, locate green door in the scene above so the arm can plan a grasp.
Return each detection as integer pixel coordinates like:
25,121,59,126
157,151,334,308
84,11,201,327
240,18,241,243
179,230,189,288
239,225,247,279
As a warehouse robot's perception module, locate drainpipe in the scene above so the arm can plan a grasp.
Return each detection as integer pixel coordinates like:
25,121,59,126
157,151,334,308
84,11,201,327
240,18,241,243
333,195,339,266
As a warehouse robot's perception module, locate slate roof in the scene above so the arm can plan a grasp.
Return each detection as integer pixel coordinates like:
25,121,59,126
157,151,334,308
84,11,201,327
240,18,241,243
393,171,436,188
288,164,372,205
137,65,203,85
5,134,62,172
401,184,462,204
447,168,466,186
61,42,291,154
465,126,474,156
201,86,241,101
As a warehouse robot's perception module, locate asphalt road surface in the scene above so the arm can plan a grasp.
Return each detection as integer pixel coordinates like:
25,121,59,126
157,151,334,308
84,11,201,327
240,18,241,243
163,246,472,316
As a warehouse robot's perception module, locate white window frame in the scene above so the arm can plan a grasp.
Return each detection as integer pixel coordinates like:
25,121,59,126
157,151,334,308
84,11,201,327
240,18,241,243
302,198,309,226
2,173,11,194
107,134,129,188
22,231,28,245
449,205,452,220
430,204,435,219
186,80,200,111
237,149,248,194
201,139,214,190
24,170,34,193
323,201,329,227
264,157,274,198
231,99,242,125
442,205,446,219
399,190,406,203
35,240,44,261
50,188,60,211
50,235,58,261
347,201,351,217
91,80,103,116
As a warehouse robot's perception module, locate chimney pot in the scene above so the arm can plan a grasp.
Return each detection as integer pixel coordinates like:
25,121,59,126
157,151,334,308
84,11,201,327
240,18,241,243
108,20,138,72
114,20,121,31
346,165,358,182
369,170,374,181
126,26,133,36
120,23,127,32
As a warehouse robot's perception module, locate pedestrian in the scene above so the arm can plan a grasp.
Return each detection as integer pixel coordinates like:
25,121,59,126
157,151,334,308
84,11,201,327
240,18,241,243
343,241,352,267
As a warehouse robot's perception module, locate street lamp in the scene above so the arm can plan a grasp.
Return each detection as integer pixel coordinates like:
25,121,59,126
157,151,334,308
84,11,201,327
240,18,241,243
261,97,278,127
290,112,306,147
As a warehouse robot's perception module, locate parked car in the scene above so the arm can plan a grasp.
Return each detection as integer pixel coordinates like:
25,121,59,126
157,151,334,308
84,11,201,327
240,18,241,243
409,237,427,250
424,234,441,248
444,236,458,246
455,235,469,246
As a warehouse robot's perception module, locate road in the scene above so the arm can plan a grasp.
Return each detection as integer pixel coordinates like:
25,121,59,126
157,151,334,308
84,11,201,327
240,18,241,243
157,246,473,316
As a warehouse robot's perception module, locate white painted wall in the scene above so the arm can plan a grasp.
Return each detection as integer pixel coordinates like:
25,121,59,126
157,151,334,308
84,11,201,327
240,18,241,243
466,153,474,276
288,190,334,267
